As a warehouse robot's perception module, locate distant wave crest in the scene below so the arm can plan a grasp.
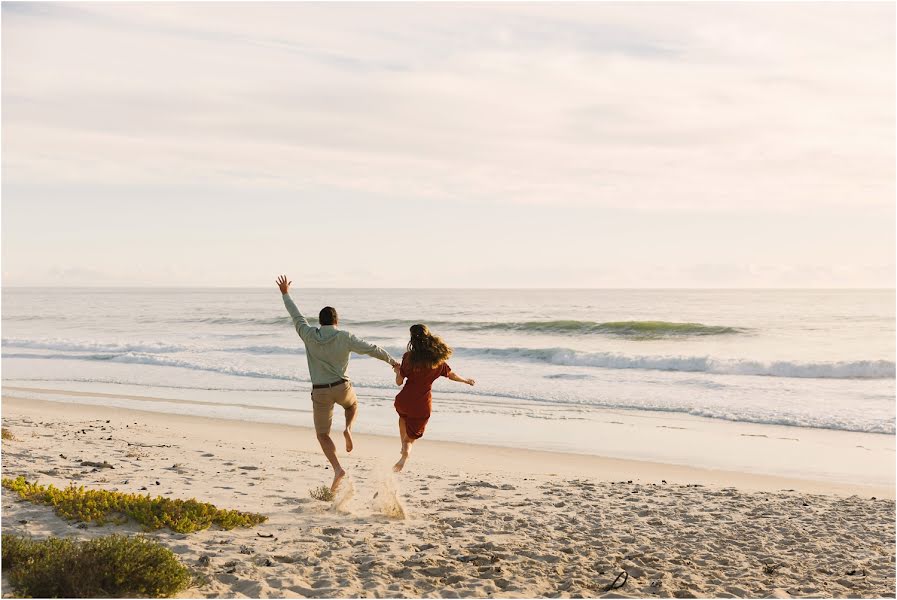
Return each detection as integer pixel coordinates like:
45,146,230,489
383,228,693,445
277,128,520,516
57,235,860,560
128,316,744,338
352,319,745,338
477,320,744,337
151,316,290,326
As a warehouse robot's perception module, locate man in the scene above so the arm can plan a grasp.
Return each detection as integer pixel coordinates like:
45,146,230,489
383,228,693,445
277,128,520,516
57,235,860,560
276,275,398,491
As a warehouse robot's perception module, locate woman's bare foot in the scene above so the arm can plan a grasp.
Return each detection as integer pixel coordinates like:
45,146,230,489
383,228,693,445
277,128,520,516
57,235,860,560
344,429,354,453
331,468,346,492
392,453,409,472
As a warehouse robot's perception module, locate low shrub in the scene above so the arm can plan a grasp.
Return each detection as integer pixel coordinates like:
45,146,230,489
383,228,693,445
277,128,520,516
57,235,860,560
309,485,334,502
2,428,16,441
1,533,192,598
2,476,267,533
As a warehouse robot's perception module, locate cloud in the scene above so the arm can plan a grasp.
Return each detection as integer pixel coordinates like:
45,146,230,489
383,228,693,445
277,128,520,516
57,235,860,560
3,3,893,212
1,3,893,287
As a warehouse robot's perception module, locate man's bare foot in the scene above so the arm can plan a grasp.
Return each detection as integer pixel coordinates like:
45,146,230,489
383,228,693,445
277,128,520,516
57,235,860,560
344,429,354,453
331,468,346,492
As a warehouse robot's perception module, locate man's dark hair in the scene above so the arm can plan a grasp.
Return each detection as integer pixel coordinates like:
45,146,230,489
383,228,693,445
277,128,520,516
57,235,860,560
319,306,338,326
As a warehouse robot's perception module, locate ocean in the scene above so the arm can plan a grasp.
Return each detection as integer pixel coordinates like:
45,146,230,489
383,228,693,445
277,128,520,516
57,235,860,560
2,288,894,480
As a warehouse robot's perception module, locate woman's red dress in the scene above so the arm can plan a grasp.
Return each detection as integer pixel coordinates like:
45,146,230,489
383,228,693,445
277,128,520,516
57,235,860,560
394,352,451,439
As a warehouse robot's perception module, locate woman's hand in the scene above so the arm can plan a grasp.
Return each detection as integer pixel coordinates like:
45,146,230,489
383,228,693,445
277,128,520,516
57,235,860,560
448,371,475,386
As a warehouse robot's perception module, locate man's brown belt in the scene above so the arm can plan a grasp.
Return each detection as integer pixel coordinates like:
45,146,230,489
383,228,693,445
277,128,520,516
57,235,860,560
312,379,347,389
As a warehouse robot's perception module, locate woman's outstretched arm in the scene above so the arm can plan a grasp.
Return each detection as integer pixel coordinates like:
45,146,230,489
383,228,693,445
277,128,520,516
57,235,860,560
394,364,404,386
447,372,475,386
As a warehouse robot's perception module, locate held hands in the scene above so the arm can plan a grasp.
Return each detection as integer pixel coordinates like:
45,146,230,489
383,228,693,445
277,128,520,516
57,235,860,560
392,363,401,375
276,275,291,295
465,378,476,386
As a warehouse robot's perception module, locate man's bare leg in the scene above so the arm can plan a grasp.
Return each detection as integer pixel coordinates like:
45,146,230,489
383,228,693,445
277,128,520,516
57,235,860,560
316,432,346,491
343,403,357,453
393,417,415,472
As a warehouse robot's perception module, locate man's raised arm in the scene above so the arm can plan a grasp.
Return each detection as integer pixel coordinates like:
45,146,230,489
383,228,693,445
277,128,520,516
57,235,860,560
276,275,312,340
347,333,398,367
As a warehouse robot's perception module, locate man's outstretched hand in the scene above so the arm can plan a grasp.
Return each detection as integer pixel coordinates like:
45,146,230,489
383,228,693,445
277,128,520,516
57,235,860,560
276,275,291,295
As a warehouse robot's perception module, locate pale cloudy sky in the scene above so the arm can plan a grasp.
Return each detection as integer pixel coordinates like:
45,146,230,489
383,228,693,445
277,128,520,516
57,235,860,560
2,2,894,287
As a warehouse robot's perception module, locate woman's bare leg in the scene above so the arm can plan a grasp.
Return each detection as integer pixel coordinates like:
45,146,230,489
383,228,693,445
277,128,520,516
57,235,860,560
393,417,416,472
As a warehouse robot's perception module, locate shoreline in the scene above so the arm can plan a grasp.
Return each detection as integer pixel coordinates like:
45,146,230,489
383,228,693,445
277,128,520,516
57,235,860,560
2,394,892,499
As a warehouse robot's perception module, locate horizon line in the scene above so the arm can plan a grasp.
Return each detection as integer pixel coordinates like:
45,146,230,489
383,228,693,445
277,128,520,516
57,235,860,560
2,285,895,291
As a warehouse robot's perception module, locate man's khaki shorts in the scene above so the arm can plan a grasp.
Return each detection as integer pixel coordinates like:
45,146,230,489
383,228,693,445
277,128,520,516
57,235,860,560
310,381,358,435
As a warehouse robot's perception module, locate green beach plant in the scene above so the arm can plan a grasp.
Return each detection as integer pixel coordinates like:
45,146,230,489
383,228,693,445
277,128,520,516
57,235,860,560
309,485,335,502
1,476,267,533
1,533,192,598
2,428,17,441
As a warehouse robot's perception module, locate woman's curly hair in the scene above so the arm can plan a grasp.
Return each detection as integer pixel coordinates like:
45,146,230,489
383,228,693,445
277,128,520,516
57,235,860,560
406,324,452,370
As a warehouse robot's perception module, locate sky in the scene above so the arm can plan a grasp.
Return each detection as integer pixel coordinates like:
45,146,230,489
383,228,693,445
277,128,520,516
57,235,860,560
1,2,894,288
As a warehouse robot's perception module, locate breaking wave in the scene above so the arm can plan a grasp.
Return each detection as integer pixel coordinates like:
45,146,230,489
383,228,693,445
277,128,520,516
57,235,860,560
468,347,895,379
3,337,893,380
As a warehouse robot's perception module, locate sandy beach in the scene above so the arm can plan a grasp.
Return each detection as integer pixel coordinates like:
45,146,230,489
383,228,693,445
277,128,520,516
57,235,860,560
3,0,895,597
1,394,894,599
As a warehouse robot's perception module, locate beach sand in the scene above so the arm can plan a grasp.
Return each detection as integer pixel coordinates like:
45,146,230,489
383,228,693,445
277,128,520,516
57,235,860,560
1,394,894,598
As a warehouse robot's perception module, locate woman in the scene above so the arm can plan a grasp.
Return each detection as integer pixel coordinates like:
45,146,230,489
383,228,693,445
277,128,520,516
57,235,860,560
392,324,475,472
